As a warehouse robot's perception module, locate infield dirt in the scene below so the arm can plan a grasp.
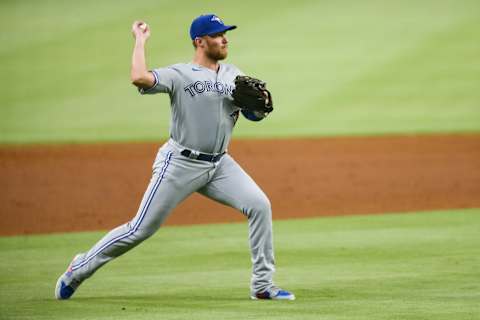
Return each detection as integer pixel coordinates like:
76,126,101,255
1,134,479,236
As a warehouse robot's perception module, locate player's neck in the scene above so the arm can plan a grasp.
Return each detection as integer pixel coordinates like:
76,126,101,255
192,54,220,72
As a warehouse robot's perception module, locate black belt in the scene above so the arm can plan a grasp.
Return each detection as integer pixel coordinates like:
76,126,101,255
181,149,225,162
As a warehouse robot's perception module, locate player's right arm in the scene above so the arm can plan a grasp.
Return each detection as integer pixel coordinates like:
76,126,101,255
131,21,156,89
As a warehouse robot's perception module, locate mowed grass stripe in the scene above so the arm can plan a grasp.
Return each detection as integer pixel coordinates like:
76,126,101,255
1,0,479,143
0,208,478,319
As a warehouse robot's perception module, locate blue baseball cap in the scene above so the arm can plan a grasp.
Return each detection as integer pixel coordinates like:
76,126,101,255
190,14,237,40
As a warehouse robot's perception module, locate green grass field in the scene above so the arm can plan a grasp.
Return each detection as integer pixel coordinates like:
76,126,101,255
1,1,479,319
1,0,480,144
0,209,479,320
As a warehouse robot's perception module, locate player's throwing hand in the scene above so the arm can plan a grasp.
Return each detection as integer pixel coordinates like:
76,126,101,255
131,21,150,40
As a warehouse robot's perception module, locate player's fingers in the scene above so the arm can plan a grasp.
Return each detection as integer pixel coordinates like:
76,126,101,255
131,21,149,39
132,21,146,32
132,21,140,31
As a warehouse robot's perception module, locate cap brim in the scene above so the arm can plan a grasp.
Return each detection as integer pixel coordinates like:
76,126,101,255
205,25,237,36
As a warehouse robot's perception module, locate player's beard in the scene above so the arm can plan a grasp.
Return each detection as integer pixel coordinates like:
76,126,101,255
205,44,228,61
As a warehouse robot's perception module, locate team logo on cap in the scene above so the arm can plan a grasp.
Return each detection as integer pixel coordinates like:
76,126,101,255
211,16,224,24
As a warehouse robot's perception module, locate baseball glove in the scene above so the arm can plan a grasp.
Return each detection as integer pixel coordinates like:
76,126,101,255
232,75,273,115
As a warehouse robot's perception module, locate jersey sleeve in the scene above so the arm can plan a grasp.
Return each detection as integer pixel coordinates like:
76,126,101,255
138,67,177,95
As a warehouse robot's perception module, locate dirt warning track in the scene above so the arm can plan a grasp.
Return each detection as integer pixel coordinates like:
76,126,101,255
1,134,479,236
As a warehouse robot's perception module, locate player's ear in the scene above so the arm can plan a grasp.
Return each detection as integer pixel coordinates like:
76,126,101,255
194,37,205,48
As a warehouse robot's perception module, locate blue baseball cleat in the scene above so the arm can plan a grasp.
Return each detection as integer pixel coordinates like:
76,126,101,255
55,254,83,300
251,287,296,300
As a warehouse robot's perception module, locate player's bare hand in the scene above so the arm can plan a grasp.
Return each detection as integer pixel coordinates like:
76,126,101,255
132,21,150,41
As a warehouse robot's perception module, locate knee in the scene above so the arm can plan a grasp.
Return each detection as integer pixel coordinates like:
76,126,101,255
246,194,272,218
258,195,272,214
130,228,156,243
126,221,157,243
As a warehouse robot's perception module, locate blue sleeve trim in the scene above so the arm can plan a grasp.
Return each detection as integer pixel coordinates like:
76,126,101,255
138,71,159,94
241,110,264,122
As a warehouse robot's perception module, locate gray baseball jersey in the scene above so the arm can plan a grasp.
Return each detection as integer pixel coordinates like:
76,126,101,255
141,62,243,154
63,62,276,297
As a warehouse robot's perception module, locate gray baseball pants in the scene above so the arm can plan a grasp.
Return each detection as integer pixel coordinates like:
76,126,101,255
70,139,275,294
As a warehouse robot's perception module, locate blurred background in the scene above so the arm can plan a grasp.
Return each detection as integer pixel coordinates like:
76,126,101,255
1,0,479,144
1,4,479,318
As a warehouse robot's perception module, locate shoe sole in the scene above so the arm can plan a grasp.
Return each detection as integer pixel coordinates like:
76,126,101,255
250,295,296,301
54,275,65,300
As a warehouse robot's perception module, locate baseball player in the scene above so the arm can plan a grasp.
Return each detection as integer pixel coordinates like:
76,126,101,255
55,14,295,301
